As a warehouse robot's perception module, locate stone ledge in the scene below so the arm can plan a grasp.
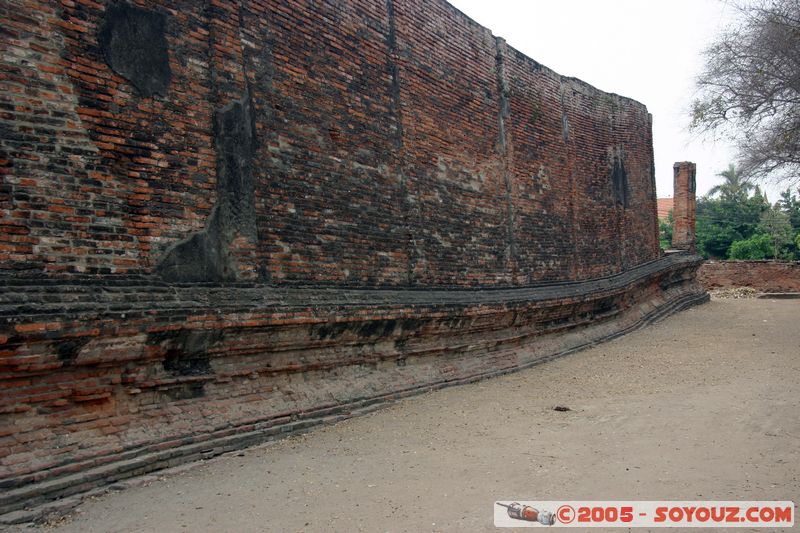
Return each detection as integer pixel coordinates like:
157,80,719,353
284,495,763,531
0,254,706,518
1,286,708,523
1,254,700,323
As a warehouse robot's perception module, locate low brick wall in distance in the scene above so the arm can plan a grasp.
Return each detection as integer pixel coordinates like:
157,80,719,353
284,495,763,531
698,260,800,293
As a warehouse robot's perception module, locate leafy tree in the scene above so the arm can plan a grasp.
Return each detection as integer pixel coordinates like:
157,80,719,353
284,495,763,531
696,200,743,258
690,0,800,187
707,164,754,201
696,184,769,258
729,233,773,259
758,207,795,258
775,189,800,257
777,188,800,230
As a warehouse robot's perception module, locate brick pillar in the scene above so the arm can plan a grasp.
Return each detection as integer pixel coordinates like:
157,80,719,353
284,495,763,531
671,161,696,251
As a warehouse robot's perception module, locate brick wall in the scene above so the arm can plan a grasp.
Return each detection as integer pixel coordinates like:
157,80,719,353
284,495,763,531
698,261,800,293
1,0,659,286
0,254,707,518
0,0,695,518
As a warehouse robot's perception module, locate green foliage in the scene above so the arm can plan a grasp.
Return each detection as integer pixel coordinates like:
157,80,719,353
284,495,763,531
659,210,673,249
776,189,800,259
696,177,800,259
776,188,800,258
777,189,800,229
728,234,773,259
695,185,768,258
758,208,795,259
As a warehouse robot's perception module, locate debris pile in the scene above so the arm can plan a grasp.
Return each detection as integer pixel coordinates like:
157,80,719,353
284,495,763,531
710,287,757,299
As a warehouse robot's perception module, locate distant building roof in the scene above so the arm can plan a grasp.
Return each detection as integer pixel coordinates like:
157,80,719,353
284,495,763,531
657,197,673,220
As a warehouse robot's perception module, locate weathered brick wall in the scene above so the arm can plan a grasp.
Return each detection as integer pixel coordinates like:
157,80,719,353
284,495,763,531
1,0,659,286
1,1,220,277
698,261,800,293
0,254,707,518
0,0,689,519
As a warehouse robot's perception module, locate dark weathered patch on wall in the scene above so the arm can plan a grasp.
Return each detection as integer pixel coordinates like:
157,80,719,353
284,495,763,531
161,382,206,401
156,89,258,281
611,149,629,208
150,329,222,377
313,317,427,341
214,89,258,241
97,2,171,97
155,211,230,281
163,351,212,377
56,338,90,365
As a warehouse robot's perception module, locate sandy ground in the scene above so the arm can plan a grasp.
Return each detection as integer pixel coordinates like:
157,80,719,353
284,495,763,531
11,298,800,532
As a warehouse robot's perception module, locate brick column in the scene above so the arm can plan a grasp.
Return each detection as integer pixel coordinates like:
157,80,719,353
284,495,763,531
671,161,696,251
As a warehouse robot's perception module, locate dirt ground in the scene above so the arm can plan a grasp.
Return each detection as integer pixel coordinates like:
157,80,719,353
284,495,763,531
12,298,800,532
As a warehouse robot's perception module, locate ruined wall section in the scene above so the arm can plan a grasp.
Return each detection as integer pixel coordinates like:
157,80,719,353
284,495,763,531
617,102,659,269
698,260,800,293
1,0,659,287
393,0,511,285
0,1,219,277
0,2,700,515
242,0,410,286
503,49,576,282
563,78,622,279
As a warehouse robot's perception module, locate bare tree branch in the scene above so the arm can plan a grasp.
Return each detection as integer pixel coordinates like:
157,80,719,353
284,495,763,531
691,0,800,186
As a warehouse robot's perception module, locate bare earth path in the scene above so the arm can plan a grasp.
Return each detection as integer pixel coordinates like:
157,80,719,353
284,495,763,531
13,299,800,532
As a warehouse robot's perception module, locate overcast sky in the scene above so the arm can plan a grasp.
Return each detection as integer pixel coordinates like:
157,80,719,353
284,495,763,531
446,0,770,200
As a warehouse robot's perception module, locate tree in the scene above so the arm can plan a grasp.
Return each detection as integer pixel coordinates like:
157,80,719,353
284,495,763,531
696,199,745,258
690,0,800,187
758,207,795,258
777,188,800,229
777,188,800,257
707,164,755,201
659,210,673,249
695,181,768,258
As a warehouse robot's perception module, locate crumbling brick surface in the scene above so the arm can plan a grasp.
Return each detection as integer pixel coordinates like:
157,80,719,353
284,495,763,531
0,0,699,516
698,261,800,293
0,254,707,516
1,0,659,284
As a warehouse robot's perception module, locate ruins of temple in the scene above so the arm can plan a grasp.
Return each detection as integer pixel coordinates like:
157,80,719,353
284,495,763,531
0,0,706,516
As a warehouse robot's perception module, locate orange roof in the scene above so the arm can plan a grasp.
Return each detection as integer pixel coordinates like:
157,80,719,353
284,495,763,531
657,197,673,220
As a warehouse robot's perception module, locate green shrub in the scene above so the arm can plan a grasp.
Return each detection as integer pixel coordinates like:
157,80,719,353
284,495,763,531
728,234,773,259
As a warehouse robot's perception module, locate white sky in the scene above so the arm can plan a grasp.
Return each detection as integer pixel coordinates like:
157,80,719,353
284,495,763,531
446,0,775,200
